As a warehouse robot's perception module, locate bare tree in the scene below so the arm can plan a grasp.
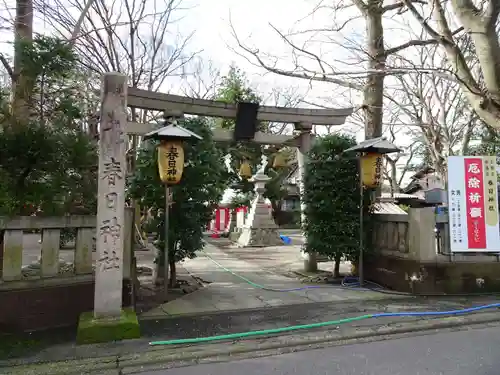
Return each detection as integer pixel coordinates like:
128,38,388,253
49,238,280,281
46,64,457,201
180,57,221,99
40,0,203,189
381,109,418,193
386,44,479,178
229,1,459,141
263,86,305,135
42,0,198,123
402,0,500,129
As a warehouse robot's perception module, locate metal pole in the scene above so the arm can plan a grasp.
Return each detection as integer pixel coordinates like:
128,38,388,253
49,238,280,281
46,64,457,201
358,156,364,286
164,185,170,295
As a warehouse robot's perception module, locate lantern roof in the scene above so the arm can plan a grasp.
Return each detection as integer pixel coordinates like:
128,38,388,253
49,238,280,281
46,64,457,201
143,123,202,141
344,136,400,154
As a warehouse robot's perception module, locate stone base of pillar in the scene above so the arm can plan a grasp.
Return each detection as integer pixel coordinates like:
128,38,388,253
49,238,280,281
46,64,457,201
76,307,141,344
237,199,283,247
303,258,318,272
302,252,318,272
229,231,242,242
238,227,283,247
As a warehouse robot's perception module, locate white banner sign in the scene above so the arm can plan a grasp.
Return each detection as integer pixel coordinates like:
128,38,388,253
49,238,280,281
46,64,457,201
447,156,500,252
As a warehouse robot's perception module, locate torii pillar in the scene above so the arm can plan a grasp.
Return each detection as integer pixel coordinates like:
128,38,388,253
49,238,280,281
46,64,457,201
295,122,318,272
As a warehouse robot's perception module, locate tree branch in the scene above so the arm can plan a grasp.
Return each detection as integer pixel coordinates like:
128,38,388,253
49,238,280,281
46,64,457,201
402,0,500,127
383,27,464,56
229,20,364,91
0,53,13,78
351,0,368,15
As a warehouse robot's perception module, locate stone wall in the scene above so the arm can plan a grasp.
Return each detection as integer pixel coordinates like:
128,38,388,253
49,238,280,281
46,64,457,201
0,210,134,332
0,279,132,332
365,255,500,294
369,208,500,294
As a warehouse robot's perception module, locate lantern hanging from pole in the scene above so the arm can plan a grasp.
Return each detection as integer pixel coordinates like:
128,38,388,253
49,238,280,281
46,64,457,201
272,152,287,168
360,152,383,188
239,159,252,179
157,140,184,185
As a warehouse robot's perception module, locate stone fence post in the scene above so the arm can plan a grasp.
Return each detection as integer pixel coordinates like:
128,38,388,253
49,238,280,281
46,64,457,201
408,207,437,262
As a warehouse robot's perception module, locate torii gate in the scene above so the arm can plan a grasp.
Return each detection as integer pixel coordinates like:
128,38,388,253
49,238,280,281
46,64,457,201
125,83,353,269
86,73,352,337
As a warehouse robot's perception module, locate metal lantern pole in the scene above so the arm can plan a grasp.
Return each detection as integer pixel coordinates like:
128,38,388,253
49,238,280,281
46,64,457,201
344,137,401,288
164,186,170,295
358,154,365,286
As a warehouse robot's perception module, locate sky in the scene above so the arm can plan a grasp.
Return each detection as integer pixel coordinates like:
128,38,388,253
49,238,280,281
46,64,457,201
0,0,452,190
0,0,408,138
176,0,367,134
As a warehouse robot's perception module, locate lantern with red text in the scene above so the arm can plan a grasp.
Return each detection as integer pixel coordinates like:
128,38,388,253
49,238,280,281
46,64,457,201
143,123,202,185
360,152,383,188
157,140,184,185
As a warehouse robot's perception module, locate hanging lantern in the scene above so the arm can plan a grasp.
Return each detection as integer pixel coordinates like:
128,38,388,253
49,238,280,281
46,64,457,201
239,160,252,179
157,140,184,185
272,152,287,168
360,152,383,188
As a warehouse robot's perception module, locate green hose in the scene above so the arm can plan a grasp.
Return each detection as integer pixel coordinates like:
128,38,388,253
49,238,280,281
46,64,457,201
150,249,372,346
149,248,500,346
149,315,371,346
199,249,277,289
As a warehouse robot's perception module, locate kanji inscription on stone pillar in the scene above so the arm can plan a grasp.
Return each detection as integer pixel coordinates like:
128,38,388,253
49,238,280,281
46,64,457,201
94,73,128,318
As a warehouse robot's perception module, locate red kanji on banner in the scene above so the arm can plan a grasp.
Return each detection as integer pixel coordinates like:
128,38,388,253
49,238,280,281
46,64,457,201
464,158,486,249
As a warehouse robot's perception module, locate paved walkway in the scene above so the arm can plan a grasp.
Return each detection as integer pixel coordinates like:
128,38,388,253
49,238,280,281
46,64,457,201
141,243,399,318
215,241,351,276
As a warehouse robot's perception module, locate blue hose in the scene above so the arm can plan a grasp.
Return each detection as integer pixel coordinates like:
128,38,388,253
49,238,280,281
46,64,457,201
373,302,500,317
202,249,500,297
149,250,500,346
149,301,500,346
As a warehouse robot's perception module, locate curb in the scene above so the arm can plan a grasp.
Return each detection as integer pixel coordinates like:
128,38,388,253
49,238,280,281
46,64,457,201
138,295,419,321
291,269,334,280
121,311,500,374
178,264,205,288
3,311,500,375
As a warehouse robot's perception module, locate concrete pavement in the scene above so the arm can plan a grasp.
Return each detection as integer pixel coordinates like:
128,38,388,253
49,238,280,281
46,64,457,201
140,243,389,318
217,241,351,276
139,323,500,375
3,303,500,374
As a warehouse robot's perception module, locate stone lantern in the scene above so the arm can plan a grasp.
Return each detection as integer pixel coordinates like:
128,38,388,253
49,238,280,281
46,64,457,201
237,155,283,247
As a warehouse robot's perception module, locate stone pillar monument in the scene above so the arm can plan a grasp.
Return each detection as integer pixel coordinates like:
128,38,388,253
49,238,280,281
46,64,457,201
77,73,140,344
93,73,128,318
237,155,283,247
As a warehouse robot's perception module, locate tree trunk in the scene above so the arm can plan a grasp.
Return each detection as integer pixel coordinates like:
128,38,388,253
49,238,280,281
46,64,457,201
12,0,34,124
169,260,176,288
333,253,341,278
363,1,385,140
